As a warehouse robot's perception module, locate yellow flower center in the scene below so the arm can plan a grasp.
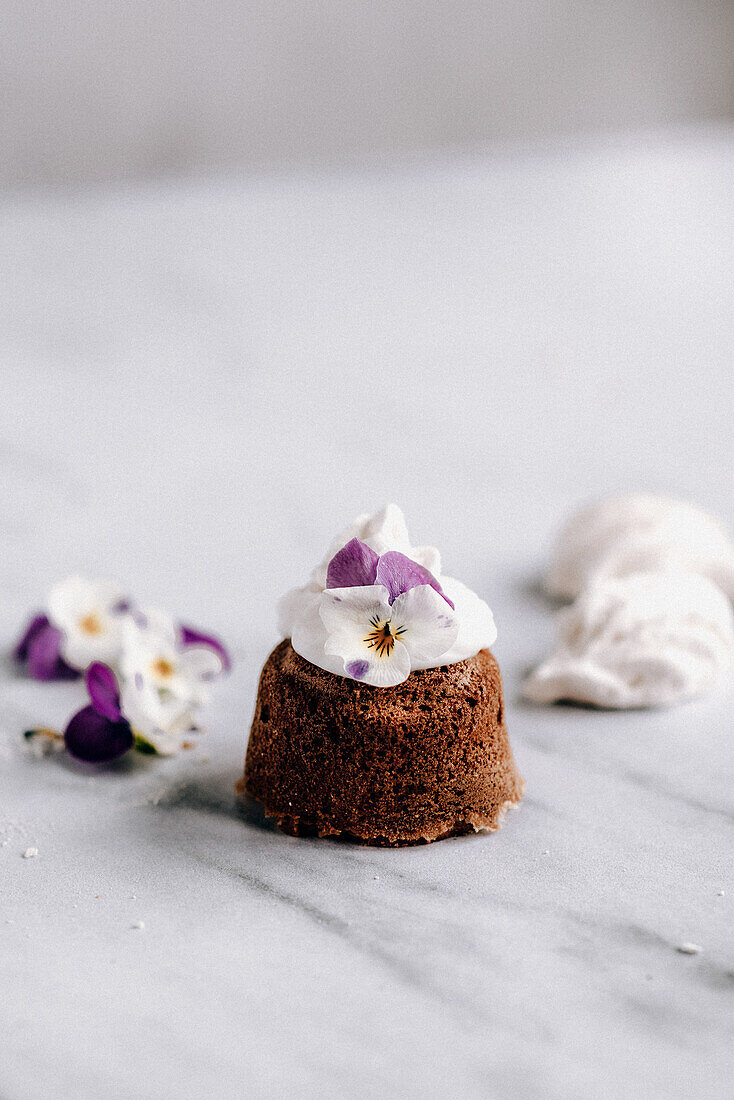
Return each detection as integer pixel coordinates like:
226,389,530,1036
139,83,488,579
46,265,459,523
151,657,175,679
363,616,405,659
78,613,103,635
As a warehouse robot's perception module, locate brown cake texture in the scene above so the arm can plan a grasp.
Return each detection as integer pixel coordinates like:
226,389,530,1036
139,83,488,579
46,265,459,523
239,640,524,846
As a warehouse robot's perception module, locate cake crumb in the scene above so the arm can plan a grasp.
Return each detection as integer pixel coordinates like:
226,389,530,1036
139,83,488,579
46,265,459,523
22,848,38,859
131,921,145,931
677,942,702,955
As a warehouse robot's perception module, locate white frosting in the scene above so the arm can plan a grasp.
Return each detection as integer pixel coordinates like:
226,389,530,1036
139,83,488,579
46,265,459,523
524,571,734,708
279,504,497,681
546,494,734,601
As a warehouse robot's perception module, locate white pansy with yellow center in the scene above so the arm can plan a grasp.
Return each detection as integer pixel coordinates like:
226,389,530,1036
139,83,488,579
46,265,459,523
46,576,129,671
120,609,223,708
320,583,459,688
120,674,198,756
118,609,224,753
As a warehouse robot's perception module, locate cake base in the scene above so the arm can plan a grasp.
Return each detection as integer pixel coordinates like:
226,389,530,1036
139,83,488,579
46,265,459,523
239,641,524,846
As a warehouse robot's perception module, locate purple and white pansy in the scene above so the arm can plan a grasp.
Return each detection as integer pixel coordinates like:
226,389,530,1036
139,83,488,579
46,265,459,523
15,577,131,681
16,577,231,761
64,664,135,763
279,505,497,687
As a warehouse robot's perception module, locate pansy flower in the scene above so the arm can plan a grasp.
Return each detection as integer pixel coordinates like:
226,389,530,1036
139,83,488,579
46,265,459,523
18,579,232,762
117,608,228,753
64,658,207,762
120,608,227,706
282,505,498,684
64,664,135,763
318,539,459,686
14,576,131,681
120,672,200,756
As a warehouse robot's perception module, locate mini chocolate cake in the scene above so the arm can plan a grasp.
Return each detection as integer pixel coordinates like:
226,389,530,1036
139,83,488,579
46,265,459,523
240,640,524,846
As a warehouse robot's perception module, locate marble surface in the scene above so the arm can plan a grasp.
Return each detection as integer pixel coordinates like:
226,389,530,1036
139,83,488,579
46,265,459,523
1,126,733,1100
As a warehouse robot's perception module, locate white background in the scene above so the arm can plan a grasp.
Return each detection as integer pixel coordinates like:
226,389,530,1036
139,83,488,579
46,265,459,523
2,0,733,186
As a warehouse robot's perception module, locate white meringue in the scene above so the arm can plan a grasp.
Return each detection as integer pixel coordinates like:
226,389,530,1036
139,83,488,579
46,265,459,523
546,494,734,601
524,571,734,708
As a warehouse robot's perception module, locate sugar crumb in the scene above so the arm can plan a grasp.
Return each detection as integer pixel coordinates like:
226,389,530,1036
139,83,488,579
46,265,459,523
677,942,702,955
22,848,38,859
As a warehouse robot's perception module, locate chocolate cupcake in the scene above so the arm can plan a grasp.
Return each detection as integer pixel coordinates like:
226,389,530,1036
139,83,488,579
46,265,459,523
239,505,524,845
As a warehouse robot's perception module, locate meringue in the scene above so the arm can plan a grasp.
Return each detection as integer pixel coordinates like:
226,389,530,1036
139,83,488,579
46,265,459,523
524,571,734,708
546,495,734,601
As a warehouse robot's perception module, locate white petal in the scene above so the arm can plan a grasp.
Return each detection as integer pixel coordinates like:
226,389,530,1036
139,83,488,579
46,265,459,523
47,576,121,628
130,606,179,645
121,677,194,743
319,585,392,645
352,640,411,687
61,628,122,671
291,594,347,676
390,585,459,666
177,645,223,682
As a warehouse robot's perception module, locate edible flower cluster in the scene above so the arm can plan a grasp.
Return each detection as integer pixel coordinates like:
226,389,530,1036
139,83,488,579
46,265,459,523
16,577,230,762
280,505,497,687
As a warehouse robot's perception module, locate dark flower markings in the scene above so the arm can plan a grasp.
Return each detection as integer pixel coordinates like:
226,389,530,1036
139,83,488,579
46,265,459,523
345,659,369,679
363,614,406,659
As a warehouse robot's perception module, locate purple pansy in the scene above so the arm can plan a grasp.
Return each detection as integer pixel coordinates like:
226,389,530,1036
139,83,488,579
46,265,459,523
14,614,79,682
325,537,454,609
64,663,134,763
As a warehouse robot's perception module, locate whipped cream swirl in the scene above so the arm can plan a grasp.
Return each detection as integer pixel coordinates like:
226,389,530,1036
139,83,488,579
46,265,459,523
279,504,496,686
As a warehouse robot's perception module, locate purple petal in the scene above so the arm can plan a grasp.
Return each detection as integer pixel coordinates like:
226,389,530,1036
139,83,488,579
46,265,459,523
14,614,50,661
27,624,79,681
326,538,380,590
180,624,231,672
376,551,455,609
86,662,123,721
345,659,369,680
64,705,133,763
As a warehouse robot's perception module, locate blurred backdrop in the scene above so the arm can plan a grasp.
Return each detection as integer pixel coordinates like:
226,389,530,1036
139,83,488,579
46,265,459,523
3,0,734,188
